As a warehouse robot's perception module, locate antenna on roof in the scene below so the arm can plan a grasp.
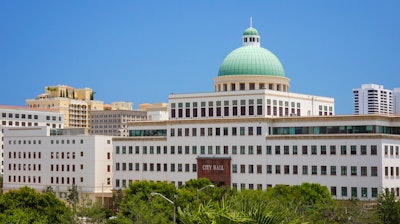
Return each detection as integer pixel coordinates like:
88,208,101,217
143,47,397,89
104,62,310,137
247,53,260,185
250,17,253,27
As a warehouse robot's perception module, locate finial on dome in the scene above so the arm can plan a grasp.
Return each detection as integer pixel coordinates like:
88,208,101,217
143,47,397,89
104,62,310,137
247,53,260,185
250,17,253,27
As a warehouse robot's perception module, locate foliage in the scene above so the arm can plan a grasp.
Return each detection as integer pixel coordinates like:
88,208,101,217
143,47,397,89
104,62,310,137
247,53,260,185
77,196,112,224
117,180,177,223
376,189,400,224
0,186,73,223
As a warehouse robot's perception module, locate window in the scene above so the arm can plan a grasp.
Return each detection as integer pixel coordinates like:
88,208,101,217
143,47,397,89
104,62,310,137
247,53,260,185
312,166,317,175
311,145,317,155
302,165,308,175
361,188,368,197
341,166,347,176
266,165,272,174
302,146,308,155
232,165,238,173
320,145,327,155
266,146,272,155
360,145,367,155
351,166,357,176
371,145,377,155
350,145,357,155
330,145,336,155
321,166,327,175
293,146,298,155
371,166,378,177
351,187,357,197
341,187,347,197
293,165,298,174
372,188,378,197
284,165,290,174
361,166,367,176
331,187,337,196
341,145,347,155
275,165,281,174
275,146,280,155
240,165,246,173
331,166,336,175
284,146,289,155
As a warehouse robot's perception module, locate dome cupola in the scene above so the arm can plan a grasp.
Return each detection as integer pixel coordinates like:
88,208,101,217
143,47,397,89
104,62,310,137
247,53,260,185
214,19,290,92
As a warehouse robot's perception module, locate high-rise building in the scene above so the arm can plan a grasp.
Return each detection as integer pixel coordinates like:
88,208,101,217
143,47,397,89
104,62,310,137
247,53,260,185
26,85,104,128
0,105,64,174
353,84,393,115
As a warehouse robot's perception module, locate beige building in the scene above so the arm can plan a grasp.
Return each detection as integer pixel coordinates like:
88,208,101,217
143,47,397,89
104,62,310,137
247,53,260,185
90,109,147,136
26,85,104,129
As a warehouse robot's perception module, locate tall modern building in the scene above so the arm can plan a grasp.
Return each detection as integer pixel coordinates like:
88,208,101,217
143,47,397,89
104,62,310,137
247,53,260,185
26,85,104,128
0,105,64,174
353,84,393,115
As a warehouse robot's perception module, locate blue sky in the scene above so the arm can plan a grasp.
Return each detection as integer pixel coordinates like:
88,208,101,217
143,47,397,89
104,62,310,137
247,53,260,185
1,1,399,114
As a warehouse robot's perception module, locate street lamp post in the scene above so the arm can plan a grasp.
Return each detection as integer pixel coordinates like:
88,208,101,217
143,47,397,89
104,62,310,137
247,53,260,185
197,184,215,200
150,192,177,224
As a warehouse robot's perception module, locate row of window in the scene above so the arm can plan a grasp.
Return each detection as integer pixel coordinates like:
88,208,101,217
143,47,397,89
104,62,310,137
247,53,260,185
259,165,379,176
8,151,42,159
115,162,197,173
50,176,83,185
115,144,380,156
1,113,39,119
272,125,400,135
7,163,42,171
266,145,379,156
170,126,263,137
8,175,41,184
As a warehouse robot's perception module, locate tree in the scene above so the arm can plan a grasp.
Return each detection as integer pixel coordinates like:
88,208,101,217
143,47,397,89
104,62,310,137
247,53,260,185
78,196,112,224
67,184,80,217
0,186,73,223
376,189,400,224
116,180,177,223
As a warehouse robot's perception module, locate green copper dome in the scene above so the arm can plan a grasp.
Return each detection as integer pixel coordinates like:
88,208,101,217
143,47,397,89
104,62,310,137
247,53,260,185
218,26,285,77
243,27,259,35
218,46,285,77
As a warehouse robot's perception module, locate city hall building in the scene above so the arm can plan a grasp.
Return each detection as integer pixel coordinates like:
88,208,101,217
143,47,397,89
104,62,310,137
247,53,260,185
113,25,400,200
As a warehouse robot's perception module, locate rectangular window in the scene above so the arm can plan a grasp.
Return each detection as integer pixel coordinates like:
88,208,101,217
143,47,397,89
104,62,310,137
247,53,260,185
275,165,281,174
320,145,327,155
312,166,317,175
351,187,357,197
293,146,298,155
341,166,347,176
293,165,298,175
266,146,272,155
241,165,246,173
302,165,308,175
321,166,327,175
351,166,357,176
371,166,378,176
361,166,367,176
350,145,357,155
341,187,347,197
331,186,337,196
341,145,347,155
302,145,308,155
330,145,336,155
371,145,377,155
311,145,317,155
284,146,289,155
232,164,237,173
330,166,336,175
275,146,280,155
266,165,272,174
361,145,367,155
284,165,290,174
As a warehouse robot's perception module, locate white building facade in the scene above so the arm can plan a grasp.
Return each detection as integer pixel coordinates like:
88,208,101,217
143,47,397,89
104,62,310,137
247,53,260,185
0,105,64,174
3,126,113,205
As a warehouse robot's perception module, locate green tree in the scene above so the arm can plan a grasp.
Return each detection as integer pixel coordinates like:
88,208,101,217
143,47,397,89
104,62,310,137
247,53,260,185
78,196,112,224
0,186,73,223
117,180,177,223
376,189,400,224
